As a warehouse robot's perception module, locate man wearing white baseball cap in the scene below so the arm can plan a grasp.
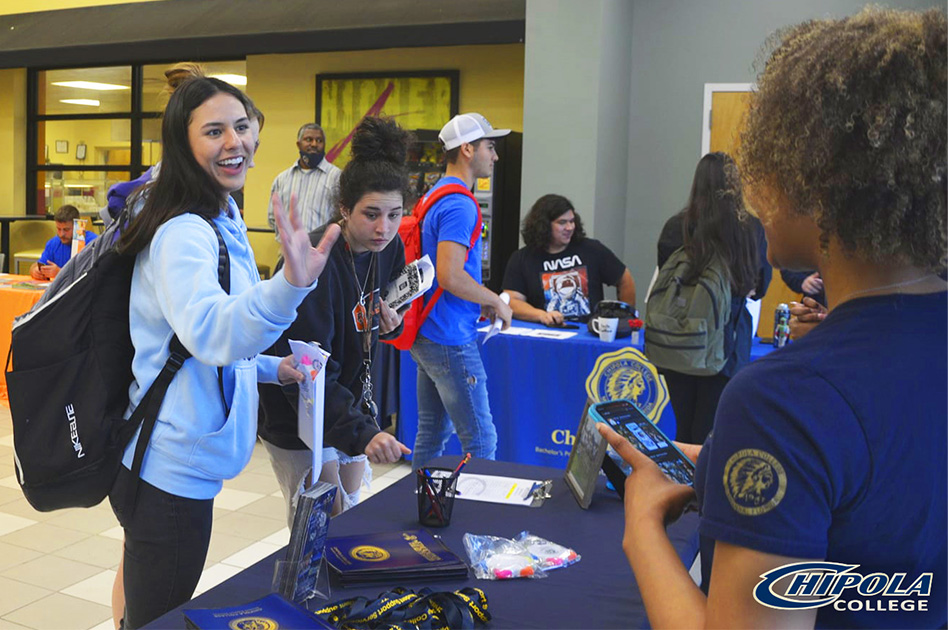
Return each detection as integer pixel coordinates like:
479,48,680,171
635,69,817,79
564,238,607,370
409,113,512,470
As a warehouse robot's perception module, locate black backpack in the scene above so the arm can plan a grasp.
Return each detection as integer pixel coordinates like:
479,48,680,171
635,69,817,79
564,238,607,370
5,212,229,512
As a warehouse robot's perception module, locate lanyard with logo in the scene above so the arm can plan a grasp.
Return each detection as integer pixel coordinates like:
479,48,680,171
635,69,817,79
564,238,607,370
344,240,379,421
314,586,490,629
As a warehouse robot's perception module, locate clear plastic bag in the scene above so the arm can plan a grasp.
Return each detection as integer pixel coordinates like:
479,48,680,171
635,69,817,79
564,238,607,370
514,531,580,571
462,533,547,580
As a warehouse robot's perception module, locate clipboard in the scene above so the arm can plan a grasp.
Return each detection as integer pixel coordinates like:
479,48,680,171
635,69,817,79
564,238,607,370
563,402,608,509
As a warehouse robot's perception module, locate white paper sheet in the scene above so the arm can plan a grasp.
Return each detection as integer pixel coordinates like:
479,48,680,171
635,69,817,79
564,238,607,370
481,292,511,345
289,339,330,486
454,473,541,506
521,328,577,340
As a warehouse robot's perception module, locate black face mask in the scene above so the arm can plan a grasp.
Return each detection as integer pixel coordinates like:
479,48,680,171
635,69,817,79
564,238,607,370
299,149,325,168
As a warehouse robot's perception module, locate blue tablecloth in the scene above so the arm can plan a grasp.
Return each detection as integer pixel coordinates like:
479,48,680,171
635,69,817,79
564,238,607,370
145,457,700,630
397,322,776,468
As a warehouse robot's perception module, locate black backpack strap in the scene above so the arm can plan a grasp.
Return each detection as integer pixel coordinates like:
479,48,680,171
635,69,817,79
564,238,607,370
124,213,231,515
201,215,231,415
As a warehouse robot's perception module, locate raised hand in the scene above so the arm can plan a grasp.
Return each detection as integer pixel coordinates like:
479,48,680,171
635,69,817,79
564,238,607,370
272,193,340,287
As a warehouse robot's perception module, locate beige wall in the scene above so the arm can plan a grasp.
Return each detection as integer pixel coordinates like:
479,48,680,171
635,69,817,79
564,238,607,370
0,0,163,16
244,43,525,268
0,42,525,268
0,68,26,220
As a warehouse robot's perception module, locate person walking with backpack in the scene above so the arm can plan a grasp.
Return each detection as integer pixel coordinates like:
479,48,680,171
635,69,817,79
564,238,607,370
409,113,513,471
259,116,412,524
109,77,338,629
648,152,770,443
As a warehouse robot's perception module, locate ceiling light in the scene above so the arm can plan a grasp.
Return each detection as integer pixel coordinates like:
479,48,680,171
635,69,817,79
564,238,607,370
60,99,100,106
211,74,247,86
51,81,129,91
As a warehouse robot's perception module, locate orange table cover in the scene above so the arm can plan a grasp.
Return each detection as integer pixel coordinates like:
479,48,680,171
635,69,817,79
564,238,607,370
0,275,48,404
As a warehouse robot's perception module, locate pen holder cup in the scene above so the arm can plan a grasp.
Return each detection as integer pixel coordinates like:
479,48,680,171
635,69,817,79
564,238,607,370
416,468,459,528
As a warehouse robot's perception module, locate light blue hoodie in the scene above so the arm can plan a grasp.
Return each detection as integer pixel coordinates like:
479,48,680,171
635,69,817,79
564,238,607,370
122,198,314,499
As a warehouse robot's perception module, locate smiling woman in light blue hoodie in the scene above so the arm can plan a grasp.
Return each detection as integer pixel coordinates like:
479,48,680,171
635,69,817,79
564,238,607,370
107,77,338,630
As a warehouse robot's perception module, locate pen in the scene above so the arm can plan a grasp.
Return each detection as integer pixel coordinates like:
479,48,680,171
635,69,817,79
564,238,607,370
417,470,446,522
450,453,472,478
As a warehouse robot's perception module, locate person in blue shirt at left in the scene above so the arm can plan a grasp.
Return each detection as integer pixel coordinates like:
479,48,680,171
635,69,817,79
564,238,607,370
30,204,97,280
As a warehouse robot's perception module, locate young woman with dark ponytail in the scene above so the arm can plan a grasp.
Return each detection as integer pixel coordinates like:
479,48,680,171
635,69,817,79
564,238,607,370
653,152,770,443
259,116,413,521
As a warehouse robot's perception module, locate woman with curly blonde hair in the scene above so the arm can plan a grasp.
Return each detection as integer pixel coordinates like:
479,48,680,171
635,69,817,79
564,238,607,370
601,8,946,628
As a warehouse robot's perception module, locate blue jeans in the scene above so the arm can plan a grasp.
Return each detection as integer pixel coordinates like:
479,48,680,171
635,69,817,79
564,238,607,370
410,335,497,470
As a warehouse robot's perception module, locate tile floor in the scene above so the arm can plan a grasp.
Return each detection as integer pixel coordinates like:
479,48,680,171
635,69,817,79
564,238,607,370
0,404,411,630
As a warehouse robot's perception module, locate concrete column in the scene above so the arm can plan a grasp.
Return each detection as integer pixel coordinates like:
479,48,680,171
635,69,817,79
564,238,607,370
521,0,633,277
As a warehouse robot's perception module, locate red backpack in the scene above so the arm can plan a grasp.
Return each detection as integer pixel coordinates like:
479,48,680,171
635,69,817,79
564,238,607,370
385,183,481,351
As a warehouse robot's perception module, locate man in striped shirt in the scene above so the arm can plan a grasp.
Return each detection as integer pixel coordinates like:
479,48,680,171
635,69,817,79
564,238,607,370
267,123,342,241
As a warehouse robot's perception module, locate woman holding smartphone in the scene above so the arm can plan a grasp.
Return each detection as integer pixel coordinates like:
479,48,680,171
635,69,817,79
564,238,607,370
601,8,946,629
259,116,412,522
109,77,338,629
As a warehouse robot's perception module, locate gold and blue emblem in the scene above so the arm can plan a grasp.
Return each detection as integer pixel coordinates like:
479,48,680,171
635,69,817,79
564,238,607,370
723,449,787,516
229,617,279,630
585,347,670,422
350,545,391,562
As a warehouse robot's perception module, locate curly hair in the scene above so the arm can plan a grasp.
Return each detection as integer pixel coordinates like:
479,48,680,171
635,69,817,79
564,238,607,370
521,194,587,251
740,7,947,272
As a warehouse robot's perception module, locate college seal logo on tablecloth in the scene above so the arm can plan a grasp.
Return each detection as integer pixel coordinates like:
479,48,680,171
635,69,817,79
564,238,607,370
350,545,391,562
723,449,787,516
584,347,670,421
229,617,279,630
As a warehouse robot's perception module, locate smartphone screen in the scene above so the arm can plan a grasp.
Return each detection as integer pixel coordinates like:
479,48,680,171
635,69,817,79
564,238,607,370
591,400,695,486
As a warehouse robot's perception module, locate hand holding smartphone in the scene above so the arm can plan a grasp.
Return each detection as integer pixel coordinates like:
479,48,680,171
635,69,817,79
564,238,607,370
588,399,695,486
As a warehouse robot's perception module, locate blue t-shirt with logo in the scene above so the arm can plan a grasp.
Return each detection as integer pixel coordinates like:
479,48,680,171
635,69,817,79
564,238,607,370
695,291,947,628
38,231,98,268
418,176,482,346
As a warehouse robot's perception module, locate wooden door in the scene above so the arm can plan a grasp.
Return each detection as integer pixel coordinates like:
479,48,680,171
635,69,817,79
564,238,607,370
707,87,801,337
709,91,752,156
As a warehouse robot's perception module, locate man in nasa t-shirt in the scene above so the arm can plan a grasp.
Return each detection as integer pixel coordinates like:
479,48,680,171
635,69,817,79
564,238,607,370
502,201,635,324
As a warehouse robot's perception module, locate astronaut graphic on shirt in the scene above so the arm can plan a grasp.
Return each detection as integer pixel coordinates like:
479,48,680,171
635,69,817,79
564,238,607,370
543,267,591,317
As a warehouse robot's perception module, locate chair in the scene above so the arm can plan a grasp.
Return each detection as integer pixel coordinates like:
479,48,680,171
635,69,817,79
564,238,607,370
13,249,44,275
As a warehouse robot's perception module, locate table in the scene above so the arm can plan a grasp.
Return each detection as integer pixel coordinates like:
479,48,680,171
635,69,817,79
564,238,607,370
0,215,53,273
0,274,47,403
146,457,700,629
397,321,775,469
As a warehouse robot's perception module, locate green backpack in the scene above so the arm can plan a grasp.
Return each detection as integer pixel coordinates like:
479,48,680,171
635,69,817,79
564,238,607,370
645,247,733,376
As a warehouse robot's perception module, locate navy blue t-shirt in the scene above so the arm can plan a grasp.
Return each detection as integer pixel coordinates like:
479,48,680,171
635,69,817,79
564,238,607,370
696,291,947,628
418,176,482,345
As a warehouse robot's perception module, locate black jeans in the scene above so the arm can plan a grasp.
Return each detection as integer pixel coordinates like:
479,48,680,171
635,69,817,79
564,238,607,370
109,466,214,630
660,370,731,444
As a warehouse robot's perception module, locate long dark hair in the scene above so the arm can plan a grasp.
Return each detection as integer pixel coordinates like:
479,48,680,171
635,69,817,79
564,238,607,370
118,77,254,255
521,194,587,251
680,153,758,294
332,116,414,219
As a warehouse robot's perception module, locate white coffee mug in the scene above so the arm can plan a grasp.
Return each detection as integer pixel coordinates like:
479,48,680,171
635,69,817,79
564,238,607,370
591,316,619,342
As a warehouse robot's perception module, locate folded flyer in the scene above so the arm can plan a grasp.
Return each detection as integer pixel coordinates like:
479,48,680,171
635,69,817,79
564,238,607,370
383,254,434,311
289,339,330,481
